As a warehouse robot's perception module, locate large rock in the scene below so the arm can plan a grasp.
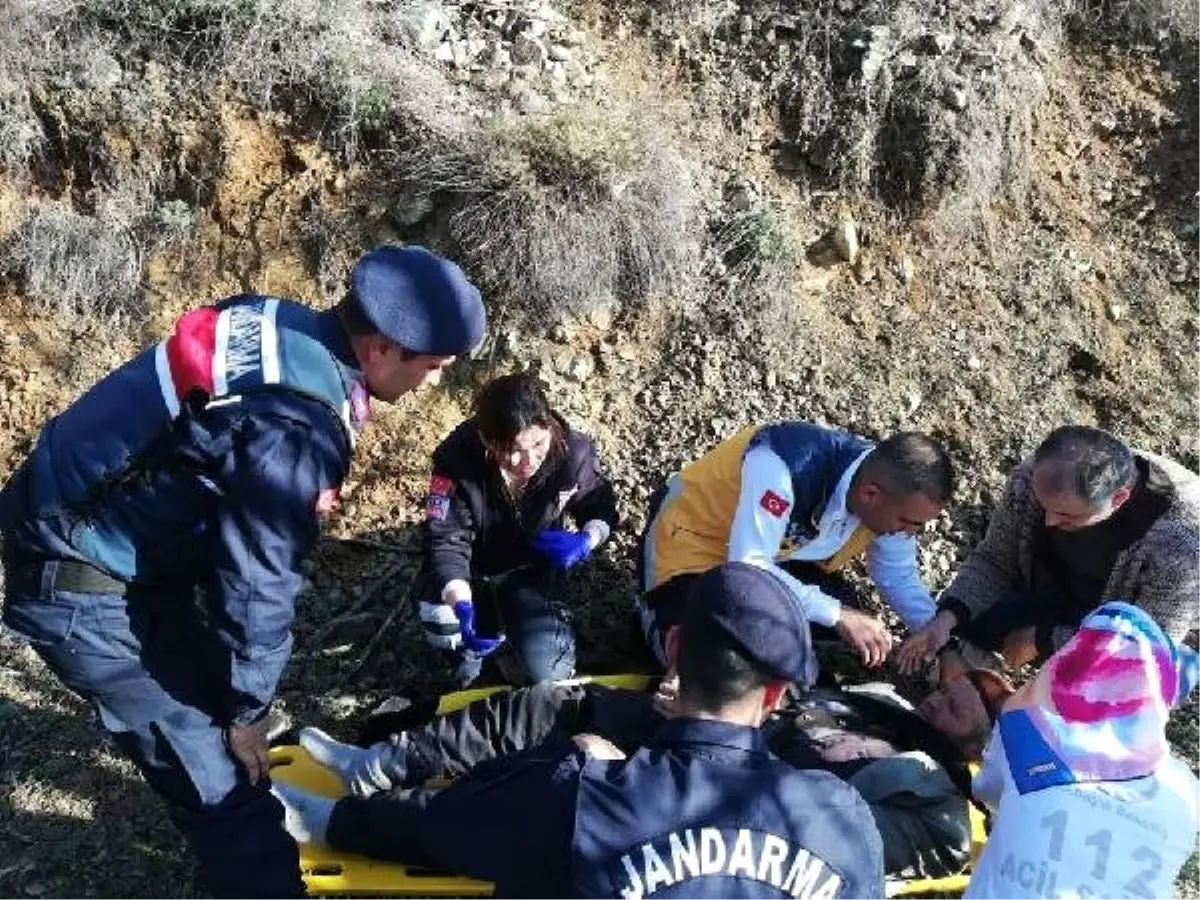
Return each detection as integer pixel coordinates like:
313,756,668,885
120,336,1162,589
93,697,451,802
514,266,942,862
407,2,453,49
516,90,551,115
392,193,434,226
941,83,969,111
917,32,954,55
806,220,860,267
853,25,892,83
474,70,512,91
511,33,548,66
78,49,123,91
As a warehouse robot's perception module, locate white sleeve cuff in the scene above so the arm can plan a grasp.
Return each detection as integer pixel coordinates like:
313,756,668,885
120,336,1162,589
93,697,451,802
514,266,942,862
582,519,611,550
440,579,472,603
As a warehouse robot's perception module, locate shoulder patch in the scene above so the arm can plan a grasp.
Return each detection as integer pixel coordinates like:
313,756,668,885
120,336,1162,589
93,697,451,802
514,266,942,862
760,489,791,518
429,474,453,496
426,494,450,521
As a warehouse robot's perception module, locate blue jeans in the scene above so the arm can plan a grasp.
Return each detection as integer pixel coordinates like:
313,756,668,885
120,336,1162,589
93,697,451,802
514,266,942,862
448,566,575,687
1,559,304,898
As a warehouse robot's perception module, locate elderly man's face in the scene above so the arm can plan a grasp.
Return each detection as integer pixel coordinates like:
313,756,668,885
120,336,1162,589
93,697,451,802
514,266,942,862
1032,463,1129,531
916,677,993,758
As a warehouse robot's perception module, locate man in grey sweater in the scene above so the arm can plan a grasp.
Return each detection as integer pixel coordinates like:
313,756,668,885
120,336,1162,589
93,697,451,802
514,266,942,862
897,425,1198,678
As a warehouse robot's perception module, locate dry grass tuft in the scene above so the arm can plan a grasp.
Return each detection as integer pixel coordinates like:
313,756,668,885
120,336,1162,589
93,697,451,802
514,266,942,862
710,201,798,291
6,204,144,324
1066,0,1199,44
393,108,700,320
0,1,77,172
775,0,1059,240
79,0,469,155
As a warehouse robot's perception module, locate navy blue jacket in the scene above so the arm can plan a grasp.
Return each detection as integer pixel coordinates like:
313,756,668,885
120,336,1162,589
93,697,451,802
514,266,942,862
328,718,885,898
0,299,361,725
424,415,618,586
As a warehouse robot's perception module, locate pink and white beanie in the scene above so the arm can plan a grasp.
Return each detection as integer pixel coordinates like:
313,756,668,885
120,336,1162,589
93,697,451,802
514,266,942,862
996,601,1198,793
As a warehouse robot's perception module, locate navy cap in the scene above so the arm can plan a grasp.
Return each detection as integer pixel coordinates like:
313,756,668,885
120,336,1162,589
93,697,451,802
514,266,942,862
351,245,486,355
684,562,817,687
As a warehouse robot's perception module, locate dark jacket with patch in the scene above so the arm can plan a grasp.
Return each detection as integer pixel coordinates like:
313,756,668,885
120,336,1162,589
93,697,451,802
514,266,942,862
331,718,884,899
422,416,618,590
0,299,360,726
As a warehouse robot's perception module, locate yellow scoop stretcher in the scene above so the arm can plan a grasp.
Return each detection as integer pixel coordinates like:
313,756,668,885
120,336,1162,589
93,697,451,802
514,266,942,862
268,674,985,897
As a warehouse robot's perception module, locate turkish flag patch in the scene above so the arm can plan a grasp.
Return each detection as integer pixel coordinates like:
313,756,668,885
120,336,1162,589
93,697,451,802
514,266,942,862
760,490,791,518
429,474,453,496
426,495,450,521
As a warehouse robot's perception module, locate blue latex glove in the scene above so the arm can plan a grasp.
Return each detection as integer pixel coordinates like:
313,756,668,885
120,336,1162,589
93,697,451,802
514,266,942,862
453,601,506,656
531,529,593,570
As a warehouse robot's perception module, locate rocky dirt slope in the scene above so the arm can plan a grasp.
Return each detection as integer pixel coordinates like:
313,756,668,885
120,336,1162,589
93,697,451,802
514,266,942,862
0,0,1196,894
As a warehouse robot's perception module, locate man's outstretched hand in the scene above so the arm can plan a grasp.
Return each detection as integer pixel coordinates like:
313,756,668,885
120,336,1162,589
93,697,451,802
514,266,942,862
895,609,958,675
834,608,893,668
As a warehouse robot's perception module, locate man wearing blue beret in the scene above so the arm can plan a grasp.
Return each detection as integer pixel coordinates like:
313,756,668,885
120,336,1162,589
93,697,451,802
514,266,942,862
274,562,886,899
0,245,486,897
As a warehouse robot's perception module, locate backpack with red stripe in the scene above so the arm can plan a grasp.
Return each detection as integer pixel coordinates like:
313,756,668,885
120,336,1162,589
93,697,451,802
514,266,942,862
155,295,366,445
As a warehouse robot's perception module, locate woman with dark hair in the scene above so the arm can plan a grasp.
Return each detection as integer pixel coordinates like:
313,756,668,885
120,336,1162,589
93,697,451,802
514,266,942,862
417,372,618,686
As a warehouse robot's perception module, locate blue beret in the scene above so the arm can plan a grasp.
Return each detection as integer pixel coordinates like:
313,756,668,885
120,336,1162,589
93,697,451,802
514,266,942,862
685,562,817,687
351,246,486,355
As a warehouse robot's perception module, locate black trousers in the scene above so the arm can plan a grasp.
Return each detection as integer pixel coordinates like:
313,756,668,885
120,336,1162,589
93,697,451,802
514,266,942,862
403,682,663,785
955,587,1084,661
327,683,663,855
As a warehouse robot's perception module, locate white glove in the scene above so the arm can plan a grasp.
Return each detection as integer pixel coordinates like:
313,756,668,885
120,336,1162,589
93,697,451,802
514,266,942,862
419,600,462,651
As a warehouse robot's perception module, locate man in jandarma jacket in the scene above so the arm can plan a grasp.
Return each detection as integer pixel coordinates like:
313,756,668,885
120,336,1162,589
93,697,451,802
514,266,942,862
275,562,887,899
0,245,486,897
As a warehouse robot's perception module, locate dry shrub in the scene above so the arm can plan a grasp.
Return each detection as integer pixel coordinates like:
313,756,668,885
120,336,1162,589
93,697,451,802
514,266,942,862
773,0,1058,239
0,0,79,173
710,202,798,290
1066,0,1199,43
708,201,805,367
0,83,44,173
7,203,144,324
79,0,468,155
394,109,700,320
646,0,739,40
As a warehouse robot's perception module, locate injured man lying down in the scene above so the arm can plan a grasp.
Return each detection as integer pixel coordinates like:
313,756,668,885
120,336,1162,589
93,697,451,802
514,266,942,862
276,668,1012,882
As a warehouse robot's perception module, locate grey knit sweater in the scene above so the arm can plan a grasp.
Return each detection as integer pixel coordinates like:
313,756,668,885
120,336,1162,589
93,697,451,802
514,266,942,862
940,450,1199,650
